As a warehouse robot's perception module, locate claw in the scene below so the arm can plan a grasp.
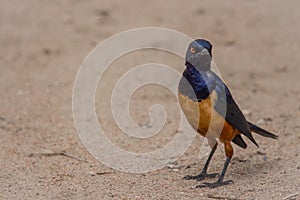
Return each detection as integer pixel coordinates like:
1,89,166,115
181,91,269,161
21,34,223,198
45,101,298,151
183,173,219,181
196,180,234,188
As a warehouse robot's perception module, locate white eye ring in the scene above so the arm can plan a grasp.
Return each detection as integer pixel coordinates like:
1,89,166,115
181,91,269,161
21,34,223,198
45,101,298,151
190,47,196,53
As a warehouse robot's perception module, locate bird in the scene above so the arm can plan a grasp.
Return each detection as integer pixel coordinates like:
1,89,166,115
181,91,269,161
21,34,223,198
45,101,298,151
178,39,278,188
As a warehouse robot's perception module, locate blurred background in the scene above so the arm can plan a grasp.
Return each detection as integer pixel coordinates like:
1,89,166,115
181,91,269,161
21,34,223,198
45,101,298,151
1,0,299,199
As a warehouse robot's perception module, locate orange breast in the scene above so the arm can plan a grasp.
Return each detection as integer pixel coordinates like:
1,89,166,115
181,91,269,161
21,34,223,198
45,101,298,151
178,91,239,141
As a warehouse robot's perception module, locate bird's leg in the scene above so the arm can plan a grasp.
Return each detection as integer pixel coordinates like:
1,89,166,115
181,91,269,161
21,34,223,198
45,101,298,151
197,157,234,188
183,143,219,181
197,141,234,188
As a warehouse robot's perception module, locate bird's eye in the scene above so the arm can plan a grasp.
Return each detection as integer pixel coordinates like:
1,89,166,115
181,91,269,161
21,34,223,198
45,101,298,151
190,47,196,53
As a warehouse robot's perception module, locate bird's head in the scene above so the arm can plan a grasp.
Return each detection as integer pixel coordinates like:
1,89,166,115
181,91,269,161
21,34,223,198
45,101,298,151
185,39,212,71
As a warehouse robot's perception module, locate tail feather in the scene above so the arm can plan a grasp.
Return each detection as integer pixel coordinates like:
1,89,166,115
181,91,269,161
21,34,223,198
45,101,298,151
232,134,247,149
248,121,278,139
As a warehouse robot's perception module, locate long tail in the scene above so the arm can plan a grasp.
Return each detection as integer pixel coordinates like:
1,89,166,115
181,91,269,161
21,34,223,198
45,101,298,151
248,121,278,139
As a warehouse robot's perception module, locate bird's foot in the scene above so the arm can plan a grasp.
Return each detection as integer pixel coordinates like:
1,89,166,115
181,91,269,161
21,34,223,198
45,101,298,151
196,180,234,188
183,172,219,181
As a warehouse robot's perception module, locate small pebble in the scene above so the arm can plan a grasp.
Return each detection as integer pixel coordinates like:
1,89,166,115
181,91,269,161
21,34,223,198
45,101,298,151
257,150,266,155
89,171,96,176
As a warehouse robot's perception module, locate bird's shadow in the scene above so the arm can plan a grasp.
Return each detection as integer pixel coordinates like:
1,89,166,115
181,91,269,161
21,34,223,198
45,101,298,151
228,156,280,180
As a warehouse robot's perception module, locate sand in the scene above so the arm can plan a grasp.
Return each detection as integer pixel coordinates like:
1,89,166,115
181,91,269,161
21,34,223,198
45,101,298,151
0,0,299,199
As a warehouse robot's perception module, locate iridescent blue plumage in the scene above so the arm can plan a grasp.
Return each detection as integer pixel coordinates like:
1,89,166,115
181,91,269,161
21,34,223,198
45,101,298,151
178,61,227,103
178,62,212,101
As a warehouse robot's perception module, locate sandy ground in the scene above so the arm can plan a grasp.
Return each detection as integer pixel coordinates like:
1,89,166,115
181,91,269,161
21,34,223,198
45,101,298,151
1,0,300,199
